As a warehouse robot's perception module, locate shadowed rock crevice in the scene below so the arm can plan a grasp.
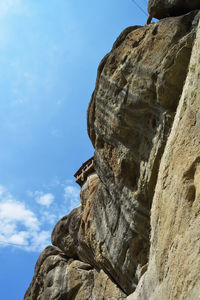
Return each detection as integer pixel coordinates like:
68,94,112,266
148,0,200,20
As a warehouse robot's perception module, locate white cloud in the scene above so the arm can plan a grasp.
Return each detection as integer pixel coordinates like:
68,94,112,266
35,193,54,207
0,185,5,196
0,182,81,252
40,211,57,226
64,185,80,199
0,187,50,251
0,200,39,230
27,230,50,252
8,231,29,246
64,185,80,211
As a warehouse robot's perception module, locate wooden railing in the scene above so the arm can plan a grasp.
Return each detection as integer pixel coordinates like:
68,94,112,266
75,159,94,186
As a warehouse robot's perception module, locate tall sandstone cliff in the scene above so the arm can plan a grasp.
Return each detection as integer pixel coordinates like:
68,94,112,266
25,8,200,300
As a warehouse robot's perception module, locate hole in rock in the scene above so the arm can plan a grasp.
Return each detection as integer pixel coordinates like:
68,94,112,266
186,184,196,203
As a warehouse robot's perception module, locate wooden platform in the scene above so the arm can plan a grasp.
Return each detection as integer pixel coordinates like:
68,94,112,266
74,157,94,186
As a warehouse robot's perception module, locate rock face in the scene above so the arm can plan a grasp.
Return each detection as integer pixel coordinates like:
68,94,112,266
25,9,200,300
24,246,126,300
148,0,200,20
87,10,199,293
128,19,200,300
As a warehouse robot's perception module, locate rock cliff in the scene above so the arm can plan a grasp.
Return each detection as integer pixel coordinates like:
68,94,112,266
24,5,200,300
148,0,200,20
128,14,200,300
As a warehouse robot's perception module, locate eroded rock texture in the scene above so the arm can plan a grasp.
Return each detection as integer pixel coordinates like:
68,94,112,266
24,246,126,300
87,10,200,294
25,9,200,300
128,19,200,300
148,0,200,19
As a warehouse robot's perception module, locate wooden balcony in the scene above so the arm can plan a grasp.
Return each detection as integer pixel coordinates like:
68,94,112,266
74,157,94,186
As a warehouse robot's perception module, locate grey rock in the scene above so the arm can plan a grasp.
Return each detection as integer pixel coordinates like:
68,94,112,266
148,0,200,19
51,206,82,259
24,246,126,300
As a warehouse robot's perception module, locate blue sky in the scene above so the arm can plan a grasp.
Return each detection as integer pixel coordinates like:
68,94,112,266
0,0,147,299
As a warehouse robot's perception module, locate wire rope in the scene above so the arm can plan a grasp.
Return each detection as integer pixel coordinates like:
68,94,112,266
0,240,26,247
131,0,148,17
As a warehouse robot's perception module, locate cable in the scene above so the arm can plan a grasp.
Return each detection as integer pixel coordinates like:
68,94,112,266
0,240,26,247
131,0,148,16
131,0,148,17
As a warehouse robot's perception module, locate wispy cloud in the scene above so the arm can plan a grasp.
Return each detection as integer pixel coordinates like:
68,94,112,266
64,185,80,199
35,192,54,208
64,185,80,211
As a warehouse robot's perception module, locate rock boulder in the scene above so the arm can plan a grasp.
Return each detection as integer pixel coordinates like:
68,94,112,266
148,0,200,20
24,246,126,300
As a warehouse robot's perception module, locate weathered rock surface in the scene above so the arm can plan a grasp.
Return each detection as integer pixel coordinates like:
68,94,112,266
148,0,200,20
80,173,99,208
87,10,200,293
128,19,200,300
24,246,126,300
25,9,200,300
